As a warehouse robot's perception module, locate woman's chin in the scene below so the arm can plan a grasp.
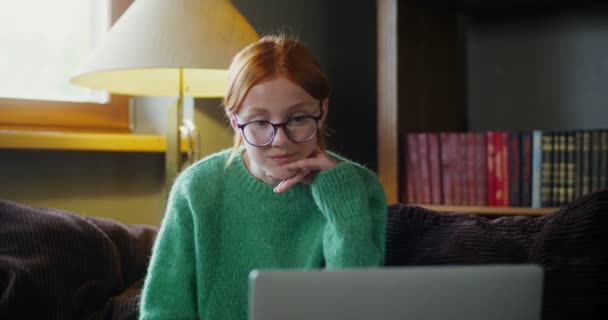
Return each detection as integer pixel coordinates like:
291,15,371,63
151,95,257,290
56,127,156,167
265,167,293,181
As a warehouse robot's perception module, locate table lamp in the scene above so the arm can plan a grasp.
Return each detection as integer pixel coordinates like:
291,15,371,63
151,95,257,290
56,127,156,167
71,0,259,189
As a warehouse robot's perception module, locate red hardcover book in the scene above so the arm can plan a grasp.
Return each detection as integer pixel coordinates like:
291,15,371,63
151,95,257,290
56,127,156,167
405,134,419,204
448,133,460,205
453,132,467,206
501,132,511,206
453,133,466,205
486,131,497,206
466,133,477,206
428,133,443,204
494,132,504,206
417,133,432,204
494,132,511,206
475,133,488,205
440,133,454,205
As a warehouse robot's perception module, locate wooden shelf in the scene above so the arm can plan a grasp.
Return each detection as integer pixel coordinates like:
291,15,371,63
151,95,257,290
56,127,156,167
418,205,559,216
0,130,189,153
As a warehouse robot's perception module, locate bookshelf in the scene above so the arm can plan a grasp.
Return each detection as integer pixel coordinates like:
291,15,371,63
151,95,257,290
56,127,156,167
376,0,605,214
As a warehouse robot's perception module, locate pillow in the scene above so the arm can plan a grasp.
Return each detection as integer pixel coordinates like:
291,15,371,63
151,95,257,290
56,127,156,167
385,189,608,320
0,199,157,320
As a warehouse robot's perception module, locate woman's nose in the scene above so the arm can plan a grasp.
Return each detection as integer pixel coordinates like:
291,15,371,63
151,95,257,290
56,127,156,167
271,126,290,147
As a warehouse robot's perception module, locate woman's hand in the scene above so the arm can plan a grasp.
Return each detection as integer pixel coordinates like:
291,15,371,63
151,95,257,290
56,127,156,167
273,149,337,193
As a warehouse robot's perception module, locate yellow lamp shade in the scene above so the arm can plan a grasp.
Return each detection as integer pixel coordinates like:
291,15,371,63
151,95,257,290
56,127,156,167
70,0,259,97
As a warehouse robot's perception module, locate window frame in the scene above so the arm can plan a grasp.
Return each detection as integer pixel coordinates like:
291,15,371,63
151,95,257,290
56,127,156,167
0,0,132,133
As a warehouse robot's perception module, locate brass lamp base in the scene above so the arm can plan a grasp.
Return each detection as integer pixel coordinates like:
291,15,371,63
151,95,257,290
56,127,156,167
165,96,183,192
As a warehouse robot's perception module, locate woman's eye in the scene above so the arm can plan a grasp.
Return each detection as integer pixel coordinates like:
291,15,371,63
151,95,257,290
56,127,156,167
251,120,270,128
290,116,307,123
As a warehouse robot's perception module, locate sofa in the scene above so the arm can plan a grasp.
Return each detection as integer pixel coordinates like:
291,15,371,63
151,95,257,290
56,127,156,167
1,190,607,319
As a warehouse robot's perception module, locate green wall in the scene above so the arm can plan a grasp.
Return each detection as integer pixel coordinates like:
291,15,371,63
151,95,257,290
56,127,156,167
0,150,166,225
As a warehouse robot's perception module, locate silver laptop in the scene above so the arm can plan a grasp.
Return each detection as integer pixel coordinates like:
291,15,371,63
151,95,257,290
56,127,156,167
249,264,543,320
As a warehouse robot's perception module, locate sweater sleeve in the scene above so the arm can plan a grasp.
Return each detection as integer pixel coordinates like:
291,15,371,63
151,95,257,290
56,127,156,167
310,161,387,268
139,178,199,319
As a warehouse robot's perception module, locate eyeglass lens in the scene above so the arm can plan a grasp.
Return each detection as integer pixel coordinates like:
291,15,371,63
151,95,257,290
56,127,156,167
242,117,318,146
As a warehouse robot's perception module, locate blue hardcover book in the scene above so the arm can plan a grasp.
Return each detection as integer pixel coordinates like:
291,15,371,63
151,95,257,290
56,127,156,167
531,130,543,208
508,132,521,207
520,131,533,207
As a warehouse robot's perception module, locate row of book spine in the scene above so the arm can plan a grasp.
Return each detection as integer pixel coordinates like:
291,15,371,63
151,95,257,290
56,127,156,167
402,130,608,207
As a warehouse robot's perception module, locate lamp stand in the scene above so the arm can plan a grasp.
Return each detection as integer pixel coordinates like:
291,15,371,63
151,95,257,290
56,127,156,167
165,69,185,191
165,96,183,192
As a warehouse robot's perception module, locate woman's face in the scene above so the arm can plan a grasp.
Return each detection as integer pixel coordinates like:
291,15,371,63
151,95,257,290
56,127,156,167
232,76,327,186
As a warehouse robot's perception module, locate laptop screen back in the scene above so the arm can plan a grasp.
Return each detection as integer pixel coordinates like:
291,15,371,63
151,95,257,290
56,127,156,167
249,264,543,320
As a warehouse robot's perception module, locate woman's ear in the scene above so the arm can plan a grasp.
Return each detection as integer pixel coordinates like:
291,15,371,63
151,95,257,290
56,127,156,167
228,114,238,132
319,98,329,127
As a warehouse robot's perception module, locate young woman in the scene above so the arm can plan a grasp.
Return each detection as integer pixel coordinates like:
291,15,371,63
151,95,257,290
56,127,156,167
139,35,387,320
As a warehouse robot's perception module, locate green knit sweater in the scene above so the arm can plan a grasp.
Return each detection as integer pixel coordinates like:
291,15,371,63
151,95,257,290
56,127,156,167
139,149,386,320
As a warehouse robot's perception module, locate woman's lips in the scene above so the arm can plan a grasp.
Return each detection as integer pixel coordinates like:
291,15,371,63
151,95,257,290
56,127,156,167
269,154,295,165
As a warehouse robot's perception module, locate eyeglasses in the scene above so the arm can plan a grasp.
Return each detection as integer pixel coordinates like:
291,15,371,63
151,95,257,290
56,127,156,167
234,107,323,147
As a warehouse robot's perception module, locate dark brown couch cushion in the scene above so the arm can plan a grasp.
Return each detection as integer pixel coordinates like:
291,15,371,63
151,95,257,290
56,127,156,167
385,189,608,320
0,199,157,320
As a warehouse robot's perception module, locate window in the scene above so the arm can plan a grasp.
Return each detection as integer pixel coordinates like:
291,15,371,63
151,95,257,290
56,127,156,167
0,0,132,133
